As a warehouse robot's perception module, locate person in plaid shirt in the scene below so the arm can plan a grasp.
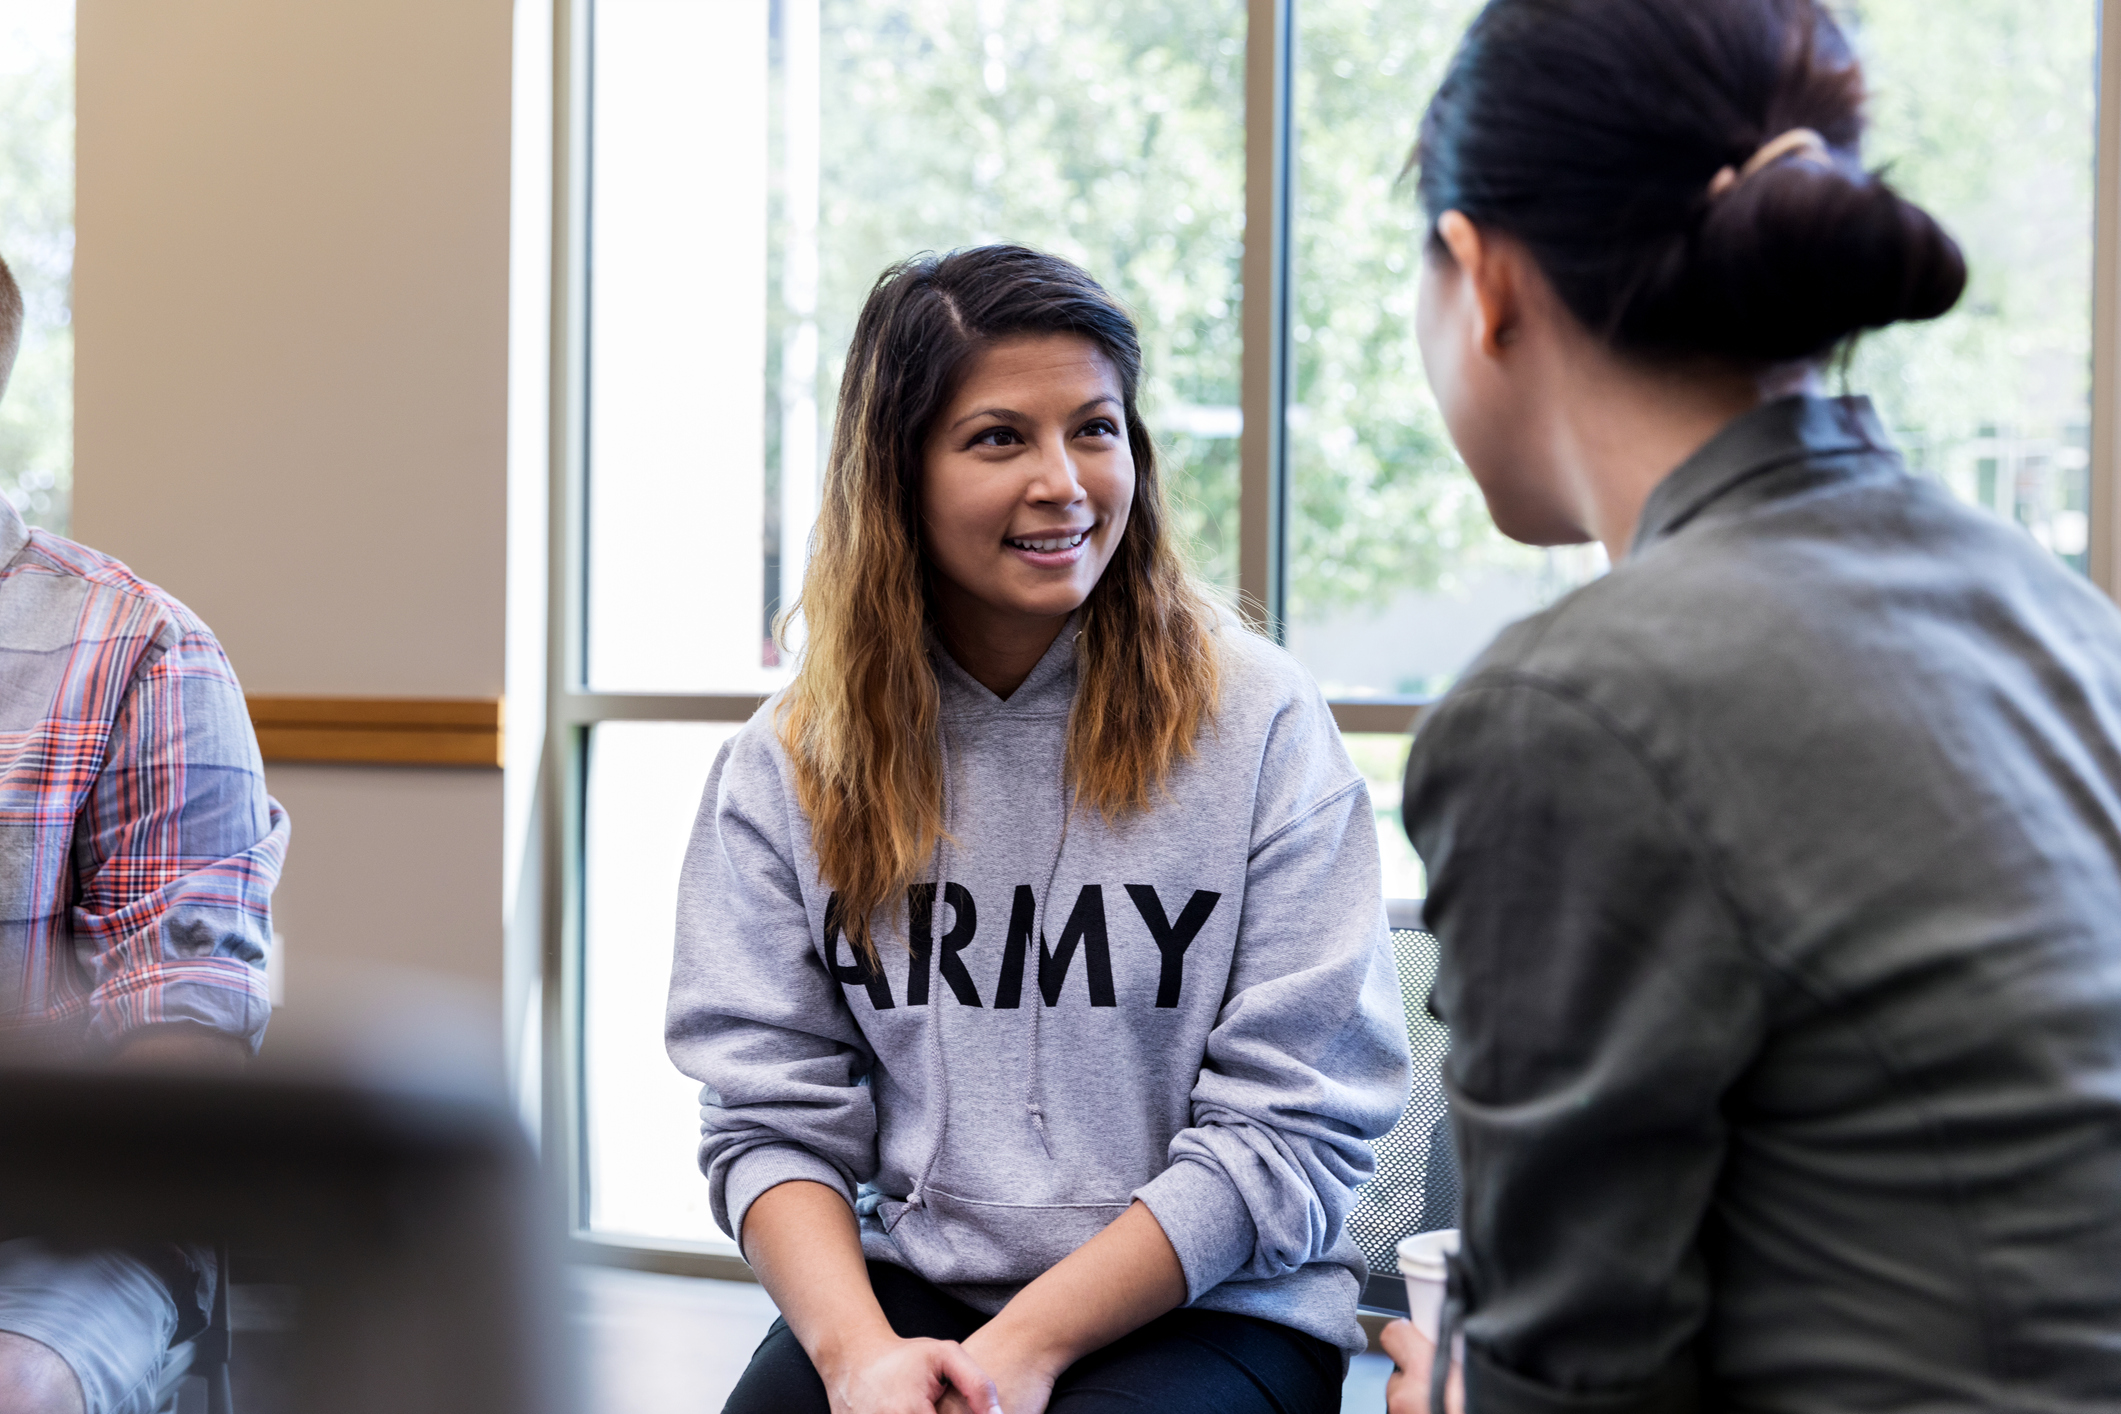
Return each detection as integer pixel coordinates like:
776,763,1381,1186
0,255,289,1412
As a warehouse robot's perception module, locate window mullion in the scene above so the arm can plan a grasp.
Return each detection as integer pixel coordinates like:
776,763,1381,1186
2091,0,2121,599
1239,0,1294,640
546,0,594,1232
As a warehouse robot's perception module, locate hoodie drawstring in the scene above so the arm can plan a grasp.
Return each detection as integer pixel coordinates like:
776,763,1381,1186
1025,774,1072,1160
902,629,1081,1222
905,726,957,1215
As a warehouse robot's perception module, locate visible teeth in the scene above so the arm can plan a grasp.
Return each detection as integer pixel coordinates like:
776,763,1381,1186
1010,531,1088,553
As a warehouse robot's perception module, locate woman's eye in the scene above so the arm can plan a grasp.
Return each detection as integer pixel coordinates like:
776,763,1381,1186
972,426,1023,448
1078,418,1119,439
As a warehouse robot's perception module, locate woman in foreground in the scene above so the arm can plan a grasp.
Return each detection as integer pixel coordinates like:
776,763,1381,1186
668,245,1409,1414
1386,0,2121,1410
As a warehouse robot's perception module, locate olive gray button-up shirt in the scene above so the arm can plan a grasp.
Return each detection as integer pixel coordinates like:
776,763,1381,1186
1404,396,2121,1412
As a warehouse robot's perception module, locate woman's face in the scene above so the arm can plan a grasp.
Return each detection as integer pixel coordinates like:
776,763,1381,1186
1415,219,1589,546
920,333,1135,643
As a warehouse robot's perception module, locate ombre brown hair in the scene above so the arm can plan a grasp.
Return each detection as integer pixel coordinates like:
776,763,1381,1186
777,245,1223,965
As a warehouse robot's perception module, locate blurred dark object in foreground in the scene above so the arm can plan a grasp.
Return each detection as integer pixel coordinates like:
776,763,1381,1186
0,1055,573,1414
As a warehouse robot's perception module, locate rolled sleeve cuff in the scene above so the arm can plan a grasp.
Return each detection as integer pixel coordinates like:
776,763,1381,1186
1464,1344,1701,1414
88,961,273,1055
721,1143,858,1251
1134,1158,1260,1303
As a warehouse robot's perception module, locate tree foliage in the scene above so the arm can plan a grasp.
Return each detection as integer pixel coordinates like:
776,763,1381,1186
1843,0,2096,565
1281,0,2098,614
0,0,2093,573
804,0,1248,590
1287,0,1512,621
0,3,73,532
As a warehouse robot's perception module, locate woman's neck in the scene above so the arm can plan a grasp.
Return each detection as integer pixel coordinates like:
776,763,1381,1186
1539,347,1821,562
930,582,1069,700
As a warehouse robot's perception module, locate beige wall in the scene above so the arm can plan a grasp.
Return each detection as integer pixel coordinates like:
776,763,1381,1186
73,1,524,1017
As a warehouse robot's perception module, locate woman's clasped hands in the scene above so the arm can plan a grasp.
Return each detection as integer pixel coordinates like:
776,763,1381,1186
934,1322,1067,1414
814,1329,1004,1414
818,1323,1074,1414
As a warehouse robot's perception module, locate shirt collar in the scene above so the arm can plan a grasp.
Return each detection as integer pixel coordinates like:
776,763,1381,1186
0,493,28,568
1631,394,1893,556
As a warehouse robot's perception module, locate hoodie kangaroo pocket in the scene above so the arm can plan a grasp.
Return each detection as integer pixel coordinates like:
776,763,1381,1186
876,1184,1133,1288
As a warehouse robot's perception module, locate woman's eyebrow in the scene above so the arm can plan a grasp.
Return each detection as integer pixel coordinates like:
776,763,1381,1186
948,407,1026,432
947,395,1120,433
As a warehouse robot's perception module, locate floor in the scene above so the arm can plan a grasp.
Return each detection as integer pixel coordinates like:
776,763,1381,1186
570,1267,1397,1413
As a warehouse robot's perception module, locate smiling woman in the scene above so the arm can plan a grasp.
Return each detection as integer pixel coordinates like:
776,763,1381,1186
780,245,1221,970
665,244,1409,1414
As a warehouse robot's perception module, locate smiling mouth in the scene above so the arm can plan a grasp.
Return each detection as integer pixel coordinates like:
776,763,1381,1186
1005,529,1091,553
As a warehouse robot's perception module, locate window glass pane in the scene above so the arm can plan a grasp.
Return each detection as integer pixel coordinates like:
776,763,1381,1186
1343,731,1426,900
0,0,74,533
1286,0,1604,702
586,1,774,693
1846,2,2098,572
583,720,741,1246
803,0,1249,602
585,0,1248,694
1285,1,2100,699
580,0,1248,1244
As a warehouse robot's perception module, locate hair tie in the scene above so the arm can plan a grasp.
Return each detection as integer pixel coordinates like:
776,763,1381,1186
1708,128,1833,199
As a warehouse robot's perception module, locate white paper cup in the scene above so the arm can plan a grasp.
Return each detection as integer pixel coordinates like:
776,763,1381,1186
1396,1228,1460,1341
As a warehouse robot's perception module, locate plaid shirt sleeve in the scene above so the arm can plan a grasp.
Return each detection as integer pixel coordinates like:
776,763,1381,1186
69,624,289,1052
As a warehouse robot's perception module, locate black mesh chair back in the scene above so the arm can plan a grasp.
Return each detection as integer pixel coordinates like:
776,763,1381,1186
1347,899,1458,1314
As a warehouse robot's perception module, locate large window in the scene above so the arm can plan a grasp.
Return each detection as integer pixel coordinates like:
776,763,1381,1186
1286,0,1602,702
0,0,74,532
568,0,1249,1254
1848,1,2098,573
555,0,2116,1260
583,0,1246,706
1282,0,2102,701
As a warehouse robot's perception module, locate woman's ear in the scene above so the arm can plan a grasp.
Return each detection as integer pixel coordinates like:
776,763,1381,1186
1437,212,1522,358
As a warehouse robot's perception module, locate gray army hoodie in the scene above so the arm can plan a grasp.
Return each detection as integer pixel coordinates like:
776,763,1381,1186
666,620,1410,1357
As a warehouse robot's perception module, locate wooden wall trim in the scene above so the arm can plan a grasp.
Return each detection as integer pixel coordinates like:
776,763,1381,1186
247,696,505,767
1327,698,1433,736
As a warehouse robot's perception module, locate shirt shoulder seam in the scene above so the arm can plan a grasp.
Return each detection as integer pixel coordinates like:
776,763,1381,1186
8,534,209,636
1251,775,1367,858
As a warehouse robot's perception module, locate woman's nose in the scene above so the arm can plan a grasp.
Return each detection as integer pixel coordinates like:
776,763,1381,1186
1026,436,1087,503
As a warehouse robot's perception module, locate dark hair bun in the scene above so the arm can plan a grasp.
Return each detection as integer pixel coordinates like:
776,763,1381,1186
1415,0,1968,364
1627,159,1968,362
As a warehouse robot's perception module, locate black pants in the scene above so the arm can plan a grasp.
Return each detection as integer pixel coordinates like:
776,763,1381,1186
723,1261,1343,1414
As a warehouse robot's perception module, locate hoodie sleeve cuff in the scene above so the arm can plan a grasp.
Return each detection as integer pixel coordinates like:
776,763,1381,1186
721,1143,857,1250
1134,1158,1260,1302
